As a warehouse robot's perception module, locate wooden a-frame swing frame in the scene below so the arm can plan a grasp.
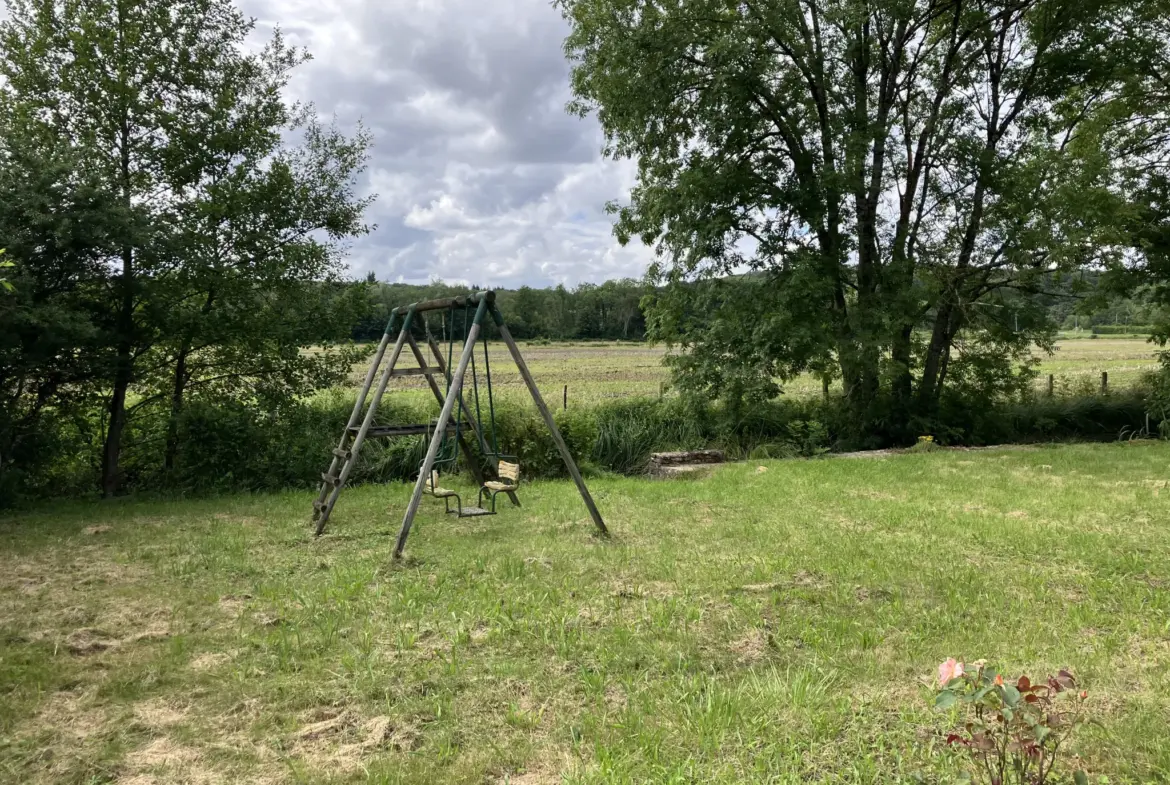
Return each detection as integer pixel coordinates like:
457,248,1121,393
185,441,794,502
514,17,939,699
311,290,608,558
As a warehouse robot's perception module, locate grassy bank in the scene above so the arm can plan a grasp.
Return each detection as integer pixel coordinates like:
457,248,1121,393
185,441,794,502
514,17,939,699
2,442,1169,783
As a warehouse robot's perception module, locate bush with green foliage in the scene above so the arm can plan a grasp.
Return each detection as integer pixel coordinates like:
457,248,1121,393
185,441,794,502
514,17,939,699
935,658,1089,785
0,386,1154,508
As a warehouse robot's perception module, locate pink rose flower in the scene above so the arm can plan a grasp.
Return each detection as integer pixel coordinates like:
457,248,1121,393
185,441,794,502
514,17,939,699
938,658,965,685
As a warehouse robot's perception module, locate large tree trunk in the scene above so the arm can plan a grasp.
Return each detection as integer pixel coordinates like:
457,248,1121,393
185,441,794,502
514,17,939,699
164,288,212,472
104,108,136,498
101,353,131,497
890,324,914,406
101,246,135,497
918,300,961,409
164,347,188,473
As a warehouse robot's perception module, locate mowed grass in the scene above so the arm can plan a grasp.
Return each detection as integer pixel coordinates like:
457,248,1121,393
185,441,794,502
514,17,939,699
3,443,1170,784
346,338,1162,405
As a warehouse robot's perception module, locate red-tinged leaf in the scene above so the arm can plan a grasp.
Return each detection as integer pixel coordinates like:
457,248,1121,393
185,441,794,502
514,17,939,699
1025,694,1040,704
1017,675,1031,691
946,733,966,746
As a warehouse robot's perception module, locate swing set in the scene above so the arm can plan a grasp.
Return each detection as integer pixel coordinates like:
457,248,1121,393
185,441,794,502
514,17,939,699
310,291,607,558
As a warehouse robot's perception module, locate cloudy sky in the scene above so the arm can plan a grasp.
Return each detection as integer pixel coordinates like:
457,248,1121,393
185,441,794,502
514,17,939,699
241,0,652,287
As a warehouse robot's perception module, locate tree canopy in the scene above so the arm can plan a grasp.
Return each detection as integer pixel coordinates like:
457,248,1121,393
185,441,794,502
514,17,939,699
559,0,1170,437
0,0,373,496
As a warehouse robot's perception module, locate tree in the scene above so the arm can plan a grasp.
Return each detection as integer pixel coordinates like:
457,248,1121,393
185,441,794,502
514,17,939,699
560,0,1170,434
0,109,122,497
0,0,373,494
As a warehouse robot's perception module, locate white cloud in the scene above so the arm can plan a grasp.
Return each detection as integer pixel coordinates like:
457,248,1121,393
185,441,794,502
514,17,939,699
241,0,653,287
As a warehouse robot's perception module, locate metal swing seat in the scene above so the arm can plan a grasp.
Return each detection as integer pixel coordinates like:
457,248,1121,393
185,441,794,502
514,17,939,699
420,302,521,518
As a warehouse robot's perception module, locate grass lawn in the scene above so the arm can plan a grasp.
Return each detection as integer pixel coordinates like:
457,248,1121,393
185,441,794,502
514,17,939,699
2,443,1170,783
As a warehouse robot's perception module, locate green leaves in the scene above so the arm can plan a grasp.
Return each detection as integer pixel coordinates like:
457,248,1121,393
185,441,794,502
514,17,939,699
935,690,959,710
1003,684,1022,707
0,0,372,495
932,662,1090,785
562,0,1170,430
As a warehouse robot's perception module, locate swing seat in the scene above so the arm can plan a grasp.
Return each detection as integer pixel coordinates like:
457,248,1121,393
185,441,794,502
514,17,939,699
478,461,521,513
423,471,458,499
424,471,494,517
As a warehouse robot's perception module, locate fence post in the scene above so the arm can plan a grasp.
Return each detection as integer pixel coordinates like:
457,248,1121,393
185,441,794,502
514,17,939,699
1101,372,1108,394
1048,374,1055,397
563,384,568,410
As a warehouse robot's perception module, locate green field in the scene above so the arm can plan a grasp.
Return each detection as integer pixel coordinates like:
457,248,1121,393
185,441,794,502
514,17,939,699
3,442,1170,783
352,338,1163,406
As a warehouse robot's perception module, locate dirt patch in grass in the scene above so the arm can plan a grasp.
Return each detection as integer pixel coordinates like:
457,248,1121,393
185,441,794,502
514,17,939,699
29,687,108,741
493,749,575,784
730,629,772,665
189,652,233,670
216,594,252,617
122,737,214,782
290,707,423,773
133,699,189,730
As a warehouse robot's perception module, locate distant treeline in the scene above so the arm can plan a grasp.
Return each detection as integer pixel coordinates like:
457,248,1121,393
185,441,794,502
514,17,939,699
350,272,1168,345
352,278,652,342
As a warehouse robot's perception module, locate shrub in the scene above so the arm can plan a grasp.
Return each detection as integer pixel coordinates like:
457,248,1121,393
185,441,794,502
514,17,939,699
1145,358,1170,439
935,658,1089,785
592,398,706,473
0,384,1157,504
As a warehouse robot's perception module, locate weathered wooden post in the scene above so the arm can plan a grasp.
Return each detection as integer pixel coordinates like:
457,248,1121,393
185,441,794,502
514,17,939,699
1048,374,1055,397
393,298,489,558
1101,372,1109,394
313,309,414,535
563,385,568,411
495,309,608,538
